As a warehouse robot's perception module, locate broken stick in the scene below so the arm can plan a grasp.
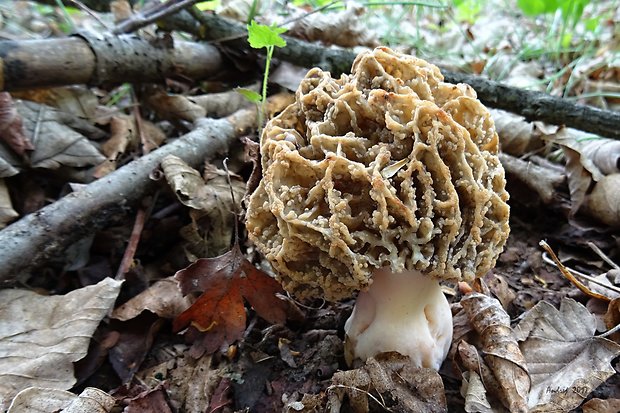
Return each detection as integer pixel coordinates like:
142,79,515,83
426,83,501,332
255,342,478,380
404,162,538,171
0,107,257,282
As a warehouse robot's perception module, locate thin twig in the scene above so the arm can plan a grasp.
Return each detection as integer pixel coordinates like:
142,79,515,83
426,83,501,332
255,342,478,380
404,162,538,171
66,0,110,30
541,251,620,294
115,205,148,280
540,241,615,301
587,241,620,270
598,322,620,339
113,0,201,34
327,384,393,412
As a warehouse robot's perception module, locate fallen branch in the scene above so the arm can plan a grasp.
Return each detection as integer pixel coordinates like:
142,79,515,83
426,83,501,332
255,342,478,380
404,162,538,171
0,107,257,282
164,12,620,141
0,33,222,90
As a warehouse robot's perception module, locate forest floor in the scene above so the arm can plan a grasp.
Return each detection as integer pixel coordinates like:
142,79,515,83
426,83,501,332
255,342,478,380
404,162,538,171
0,1,619,412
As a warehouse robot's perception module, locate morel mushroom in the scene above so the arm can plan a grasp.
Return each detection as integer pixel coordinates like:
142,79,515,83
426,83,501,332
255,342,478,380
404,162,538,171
246,47,510,370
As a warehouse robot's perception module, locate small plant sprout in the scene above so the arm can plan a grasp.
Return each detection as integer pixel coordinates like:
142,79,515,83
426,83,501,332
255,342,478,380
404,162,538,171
239,20,287,133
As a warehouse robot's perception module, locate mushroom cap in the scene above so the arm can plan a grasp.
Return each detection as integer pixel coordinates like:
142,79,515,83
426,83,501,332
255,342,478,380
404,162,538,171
246,47,510,301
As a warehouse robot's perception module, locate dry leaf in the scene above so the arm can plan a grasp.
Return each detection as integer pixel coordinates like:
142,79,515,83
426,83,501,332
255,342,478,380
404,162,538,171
327,352,447,413
583,173,620,227
93,115,134,178
289,4,378,48
16,100,106,169
513,298,620,411
146,89,206,123
582,398,620,413
0,278,123,409
173,243,288,358
7,387,114,413
137,353,219,413
563,146,592,215
112,276,192,321
0,93,33,156
460,371,497,413
162,156,245,256
190,86,258,118
0,178,18,228
490,109,545,156
498,152,565,205
11,86,99,121
461,293,530,413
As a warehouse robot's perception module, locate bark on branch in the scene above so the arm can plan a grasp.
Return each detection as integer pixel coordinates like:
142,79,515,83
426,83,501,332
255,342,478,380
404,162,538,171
0,33,222,90
0,108,257,282
164,11,620,141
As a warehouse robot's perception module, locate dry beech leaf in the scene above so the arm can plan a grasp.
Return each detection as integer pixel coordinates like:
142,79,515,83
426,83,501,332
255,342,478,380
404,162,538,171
7,387,114,413
327,352,446,413
121,383,173,413
461,293,530,413
0,278,123,409
173,242,288,358
0,93,34,156
583,173,620,228
112,276,192,321
513,298,620,412
0,178,18,228
16,100,106,169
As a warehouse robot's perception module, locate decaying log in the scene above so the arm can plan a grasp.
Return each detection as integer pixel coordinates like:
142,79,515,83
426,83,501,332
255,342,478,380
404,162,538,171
165,11,620,141
0,107,257,282
0,33,222,90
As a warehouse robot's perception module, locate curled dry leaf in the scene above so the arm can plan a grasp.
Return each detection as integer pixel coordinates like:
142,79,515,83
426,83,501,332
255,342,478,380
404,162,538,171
162,155,245,257
490,109,546,156
0,278,123,409
112,276,192,321
0,92,34,156
456,340,507,412
583,173,620,228
7,387,115,413
173,243,288,358
146,89,206,123
327,352,446,413
460,371,499,413
460,293,530,413
513,298,620,412
498,152,565,205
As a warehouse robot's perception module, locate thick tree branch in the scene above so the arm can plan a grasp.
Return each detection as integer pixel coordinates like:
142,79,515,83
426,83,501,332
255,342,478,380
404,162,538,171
0,107,257,282
165,11,620,141
0,34,222,90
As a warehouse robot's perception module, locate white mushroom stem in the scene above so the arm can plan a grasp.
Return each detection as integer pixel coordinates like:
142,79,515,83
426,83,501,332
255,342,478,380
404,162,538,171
344,268,453,370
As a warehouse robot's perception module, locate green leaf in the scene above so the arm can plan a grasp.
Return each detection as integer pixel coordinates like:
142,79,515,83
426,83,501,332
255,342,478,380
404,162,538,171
236,88,262,103
247,20,287,49
517,0,559,16
196,0,220,11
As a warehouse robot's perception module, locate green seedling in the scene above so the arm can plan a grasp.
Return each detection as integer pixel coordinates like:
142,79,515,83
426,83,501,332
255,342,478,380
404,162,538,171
241,20,287,134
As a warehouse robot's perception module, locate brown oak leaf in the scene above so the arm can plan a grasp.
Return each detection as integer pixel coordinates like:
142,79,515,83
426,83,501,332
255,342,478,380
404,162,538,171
173,243,288,358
